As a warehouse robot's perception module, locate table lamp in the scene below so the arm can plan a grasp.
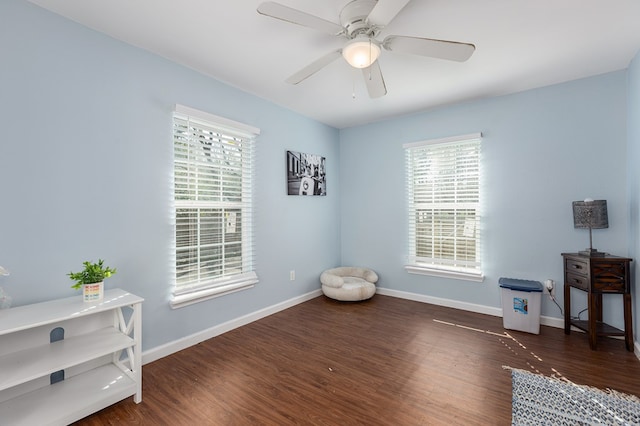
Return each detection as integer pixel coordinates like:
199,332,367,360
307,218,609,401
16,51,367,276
572,199,608,257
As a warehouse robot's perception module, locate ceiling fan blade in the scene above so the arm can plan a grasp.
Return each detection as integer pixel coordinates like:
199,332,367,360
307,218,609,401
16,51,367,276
285,49,343,85
362,61,387,98
257,2,344,36
383,35,475,62
366,0,411,28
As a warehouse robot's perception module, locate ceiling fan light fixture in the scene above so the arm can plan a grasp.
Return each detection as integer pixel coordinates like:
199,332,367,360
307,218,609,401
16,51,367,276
342,36,381,69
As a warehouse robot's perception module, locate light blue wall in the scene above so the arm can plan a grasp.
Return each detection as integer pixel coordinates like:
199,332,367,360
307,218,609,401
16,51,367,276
1,0,637,353
0,0,341,351
340,71,630,326
628,49,640,344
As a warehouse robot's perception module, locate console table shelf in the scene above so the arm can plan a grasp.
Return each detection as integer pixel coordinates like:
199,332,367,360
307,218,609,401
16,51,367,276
0,288,143,425
569,319,626,337
0,364,136,426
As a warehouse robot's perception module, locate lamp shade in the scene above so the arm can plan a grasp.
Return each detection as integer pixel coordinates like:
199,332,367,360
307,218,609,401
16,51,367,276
342,36,381,68
572,200,608,229
572,199,608,256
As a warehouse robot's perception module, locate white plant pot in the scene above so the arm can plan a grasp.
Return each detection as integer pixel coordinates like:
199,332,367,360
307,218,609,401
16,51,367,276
82,281,104,302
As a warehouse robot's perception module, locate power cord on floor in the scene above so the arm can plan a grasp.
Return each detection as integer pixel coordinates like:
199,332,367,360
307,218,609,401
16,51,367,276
547,288,588,321
576,308,588,320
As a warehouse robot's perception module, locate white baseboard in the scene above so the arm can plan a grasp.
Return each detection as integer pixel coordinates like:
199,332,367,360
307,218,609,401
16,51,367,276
376,287,503,317
142,289,322,365
141,286,640,365
377,287,570,331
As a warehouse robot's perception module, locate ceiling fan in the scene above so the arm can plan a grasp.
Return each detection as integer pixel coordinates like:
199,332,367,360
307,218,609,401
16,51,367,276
257,0,475,98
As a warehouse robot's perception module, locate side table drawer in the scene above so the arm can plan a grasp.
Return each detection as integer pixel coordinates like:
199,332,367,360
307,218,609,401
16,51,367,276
592,262,628,293
565,257,589,276
593,280,626,292
566,272,589,291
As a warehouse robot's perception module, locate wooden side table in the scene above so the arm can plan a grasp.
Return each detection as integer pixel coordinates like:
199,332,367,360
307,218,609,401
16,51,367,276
562,253,633,351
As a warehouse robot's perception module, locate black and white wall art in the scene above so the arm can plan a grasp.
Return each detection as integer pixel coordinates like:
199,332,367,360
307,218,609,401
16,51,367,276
286,150,326,196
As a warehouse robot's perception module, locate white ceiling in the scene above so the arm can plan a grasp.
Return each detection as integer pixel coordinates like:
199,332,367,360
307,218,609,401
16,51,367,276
28,0,640,129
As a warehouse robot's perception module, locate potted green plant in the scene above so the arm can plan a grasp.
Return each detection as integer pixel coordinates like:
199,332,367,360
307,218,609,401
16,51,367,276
68,259,116,302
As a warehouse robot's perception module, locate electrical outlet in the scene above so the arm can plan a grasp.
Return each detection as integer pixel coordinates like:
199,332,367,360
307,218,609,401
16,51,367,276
545,279,555,298
290,270,295,281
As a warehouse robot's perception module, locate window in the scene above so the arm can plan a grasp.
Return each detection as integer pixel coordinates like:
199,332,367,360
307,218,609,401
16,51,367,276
404,133,483,282
171,105,259,308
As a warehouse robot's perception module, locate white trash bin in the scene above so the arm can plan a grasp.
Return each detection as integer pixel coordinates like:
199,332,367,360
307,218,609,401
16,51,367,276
499,277,543,334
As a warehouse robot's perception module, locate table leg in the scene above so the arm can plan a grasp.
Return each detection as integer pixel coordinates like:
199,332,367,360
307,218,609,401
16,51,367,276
564,283,571,334
588,292,598,350
624,293,634,352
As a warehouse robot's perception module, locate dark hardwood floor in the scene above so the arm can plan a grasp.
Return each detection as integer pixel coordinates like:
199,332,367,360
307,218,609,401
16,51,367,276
75,295,640,425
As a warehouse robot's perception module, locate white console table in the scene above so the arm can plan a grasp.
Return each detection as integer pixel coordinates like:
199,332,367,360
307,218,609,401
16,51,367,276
0,288,143,425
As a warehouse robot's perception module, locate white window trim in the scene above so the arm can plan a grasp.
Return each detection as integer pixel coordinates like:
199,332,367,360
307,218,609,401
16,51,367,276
170,105,259,308
404,132,484,282
404,264,484,282
170,271,259,309
174,104,260,138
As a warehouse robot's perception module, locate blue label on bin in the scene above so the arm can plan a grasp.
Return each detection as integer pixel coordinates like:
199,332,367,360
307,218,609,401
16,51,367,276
513,297,528,314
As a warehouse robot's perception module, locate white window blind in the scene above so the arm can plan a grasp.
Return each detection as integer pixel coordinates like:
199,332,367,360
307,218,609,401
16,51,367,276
404,133,483,282
171,105,259,308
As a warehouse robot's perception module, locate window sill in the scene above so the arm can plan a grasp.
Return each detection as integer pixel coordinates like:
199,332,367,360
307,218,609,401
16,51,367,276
170,272,259,309
405,264,484,282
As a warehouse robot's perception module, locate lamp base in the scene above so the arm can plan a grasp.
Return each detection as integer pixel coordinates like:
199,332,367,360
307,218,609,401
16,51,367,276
578,248,607,257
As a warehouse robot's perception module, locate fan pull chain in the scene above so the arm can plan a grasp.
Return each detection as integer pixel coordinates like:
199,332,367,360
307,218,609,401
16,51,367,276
368,40,373,80
352,77,356,99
